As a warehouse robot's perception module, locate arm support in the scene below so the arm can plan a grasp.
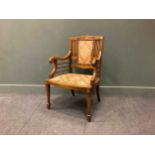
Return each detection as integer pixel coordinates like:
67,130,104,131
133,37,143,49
92,50,102,65
49,50,71,63
71,64,97,86
89,69,97,86
49,50,71,78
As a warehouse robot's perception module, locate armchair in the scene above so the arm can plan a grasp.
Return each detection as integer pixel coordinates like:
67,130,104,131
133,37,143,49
45,35,104,122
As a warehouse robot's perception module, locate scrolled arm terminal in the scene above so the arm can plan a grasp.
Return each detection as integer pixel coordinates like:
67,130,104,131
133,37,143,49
49,50,71,63
48,50,71,78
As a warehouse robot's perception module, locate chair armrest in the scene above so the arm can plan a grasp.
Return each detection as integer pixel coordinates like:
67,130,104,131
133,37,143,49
92,50,102,65
49,50,71,63
71,64,97,86
48,50,71,78
91,51,102,85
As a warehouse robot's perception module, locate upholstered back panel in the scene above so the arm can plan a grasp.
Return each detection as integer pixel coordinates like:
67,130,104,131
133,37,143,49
70,36,103,66
78,41,93,65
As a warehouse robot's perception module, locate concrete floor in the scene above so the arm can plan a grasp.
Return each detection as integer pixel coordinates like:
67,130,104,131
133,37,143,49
0,93,155,135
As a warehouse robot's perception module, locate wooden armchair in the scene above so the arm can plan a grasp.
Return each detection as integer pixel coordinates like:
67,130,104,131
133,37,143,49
45,35,104,122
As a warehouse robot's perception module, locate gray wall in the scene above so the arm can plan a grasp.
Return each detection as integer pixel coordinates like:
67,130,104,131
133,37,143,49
0,19,155,91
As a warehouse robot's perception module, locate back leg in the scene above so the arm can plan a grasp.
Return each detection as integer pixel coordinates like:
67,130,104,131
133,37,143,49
96,85,101,102
71,90,75,96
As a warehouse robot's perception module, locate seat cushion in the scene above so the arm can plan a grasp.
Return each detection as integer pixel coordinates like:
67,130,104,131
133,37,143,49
48,73,92,89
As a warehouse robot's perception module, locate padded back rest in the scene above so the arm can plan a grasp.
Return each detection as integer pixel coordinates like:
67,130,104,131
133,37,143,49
70,35,103,66
78,40,93,65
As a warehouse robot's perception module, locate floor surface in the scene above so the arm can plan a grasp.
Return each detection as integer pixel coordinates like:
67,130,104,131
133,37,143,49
0,93,155,135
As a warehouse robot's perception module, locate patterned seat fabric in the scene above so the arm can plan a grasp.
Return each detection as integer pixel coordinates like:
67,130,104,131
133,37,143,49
48,73,93,88
78,41,93,65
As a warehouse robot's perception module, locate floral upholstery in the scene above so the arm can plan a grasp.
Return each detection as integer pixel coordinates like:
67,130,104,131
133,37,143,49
78,41,93,65
48,73,93,88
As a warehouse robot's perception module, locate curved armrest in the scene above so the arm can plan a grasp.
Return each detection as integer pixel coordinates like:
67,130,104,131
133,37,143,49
49,50,71,63
92,50,102,65
48,50,71,78
91,51,102,85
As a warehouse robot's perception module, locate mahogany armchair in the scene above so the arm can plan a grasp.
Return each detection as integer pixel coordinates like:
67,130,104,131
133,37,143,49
45,35,104,122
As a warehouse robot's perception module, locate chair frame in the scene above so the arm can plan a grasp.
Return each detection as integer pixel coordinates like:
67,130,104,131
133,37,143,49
45,35,104,122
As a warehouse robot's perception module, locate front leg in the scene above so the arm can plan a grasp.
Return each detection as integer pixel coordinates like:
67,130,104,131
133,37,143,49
86,89,92,122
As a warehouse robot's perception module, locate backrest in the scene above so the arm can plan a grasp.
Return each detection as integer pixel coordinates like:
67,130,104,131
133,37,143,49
69,35,104,66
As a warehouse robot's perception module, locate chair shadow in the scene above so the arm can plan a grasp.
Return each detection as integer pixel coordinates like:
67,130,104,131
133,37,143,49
50,94,98,119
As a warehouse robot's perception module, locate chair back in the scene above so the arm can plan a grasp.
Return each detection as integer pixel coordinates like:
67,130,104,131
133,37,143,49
69,35,104,66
